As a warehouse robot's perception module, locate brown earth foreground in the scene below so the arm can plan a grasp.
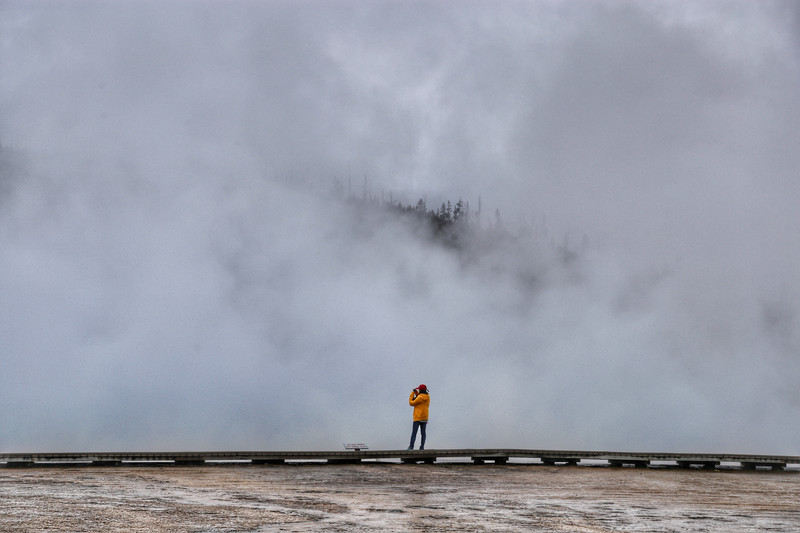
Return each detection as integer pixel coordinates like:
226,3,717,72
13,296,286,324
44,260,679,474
0,463,798,532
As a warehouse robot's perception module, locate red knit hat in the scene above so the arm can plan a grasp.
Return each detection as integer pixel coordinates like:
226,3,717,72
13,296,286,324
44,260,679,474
417,384,427,392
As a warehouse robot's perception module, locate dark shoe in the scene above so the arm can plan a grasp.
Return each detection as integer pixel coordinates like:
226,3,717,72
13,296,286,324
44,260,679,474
406,447,413,451
419,447,424,450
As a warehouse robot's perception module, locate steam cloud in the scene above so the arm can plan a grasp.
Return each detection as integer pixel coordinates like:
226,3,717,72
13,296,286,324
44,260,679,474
1,0,798,454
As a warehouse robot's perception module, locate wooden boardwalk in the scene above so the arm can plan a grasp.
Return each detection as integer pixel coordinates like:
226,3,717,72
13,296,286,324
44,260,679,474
1,449,798,470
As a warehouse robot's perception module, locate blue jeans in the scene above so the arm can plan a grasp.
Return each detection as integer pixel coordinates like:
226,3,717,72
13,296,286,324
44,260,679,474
409,421,427,449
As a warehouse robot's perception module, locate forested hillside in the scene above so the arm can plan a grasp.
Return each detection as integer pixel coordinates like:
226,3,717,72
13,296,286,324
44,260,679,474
333,177,583,272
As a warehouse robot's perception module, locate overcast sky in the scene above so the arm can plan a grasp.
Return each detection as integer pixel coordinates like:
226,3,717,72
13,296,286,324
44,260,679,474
1,0,799,454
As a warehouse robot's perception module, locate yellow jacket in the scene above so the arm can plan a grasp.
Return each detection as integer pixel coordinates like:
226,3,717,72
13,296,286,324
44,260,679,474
409,391,430,422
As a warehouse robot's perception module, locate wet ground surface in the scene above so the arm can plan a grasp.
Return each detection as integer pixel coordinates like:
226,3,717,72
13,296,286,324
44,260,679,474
0,463,797,532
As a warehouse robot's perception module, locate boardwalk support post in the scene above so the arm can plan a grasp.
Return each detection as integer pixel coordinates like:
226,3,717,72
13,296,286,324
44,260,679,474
610,459,648,468
174,459,206,466
472,456,508,464
741,462,785,471
5,460,35,468
541,457,578,466
92,460,122,466
678,461,719,470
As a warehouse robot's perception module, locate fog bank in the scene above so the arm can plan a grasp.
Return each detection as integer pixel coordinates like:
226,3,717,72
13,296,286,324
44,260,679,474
1,0,798,454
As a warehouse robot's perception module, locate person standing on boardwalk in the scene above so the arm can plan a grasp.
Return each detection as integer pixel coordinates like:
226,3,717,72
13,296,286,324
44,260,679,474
407,384,430,450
